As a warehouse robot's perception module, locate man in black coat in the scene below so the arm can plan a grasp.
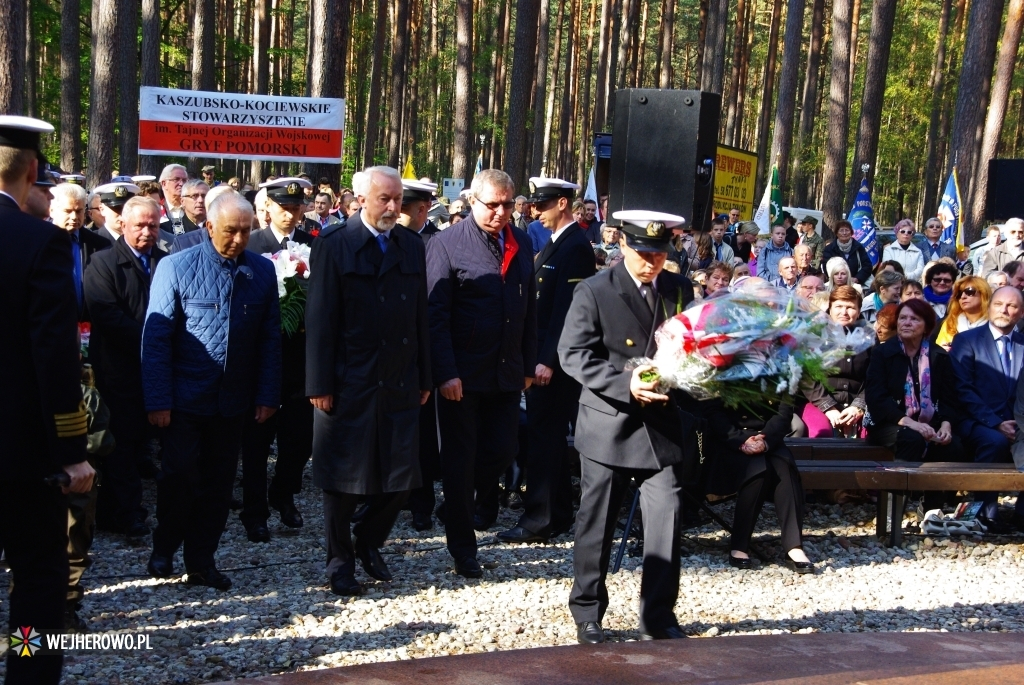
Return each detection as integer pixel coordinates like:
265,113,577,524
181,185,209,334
399,179,442,531
240,177,316,542
49,181,111,320
558,210,694,645
306,166,432,595
84,196,167,539
499,177,596,543
426,169,537,577
0,116,95,685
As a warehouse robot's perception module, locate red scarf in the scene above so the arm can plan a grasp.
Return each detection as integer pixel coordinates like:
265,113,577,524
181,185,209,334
500,224,518,279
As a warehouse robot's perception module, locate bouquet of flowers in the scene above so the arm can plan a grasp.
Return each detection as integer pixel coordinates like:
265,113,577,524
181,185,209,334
629,284,874,410
262,243,312,336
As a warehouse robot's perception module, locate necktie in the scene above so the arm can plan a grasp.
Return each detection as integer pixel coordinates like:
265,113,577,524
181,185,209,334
280,236,289,250
70,231,83,306
715,242,722,260
1001,336,1013,379
642,284,657,313
139,252,151,275
376,232,388,253
930,243,940,258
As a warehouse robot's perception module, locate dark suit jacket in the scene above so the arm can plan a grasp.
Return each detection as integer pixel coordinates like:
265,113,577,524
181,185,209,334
0,194,87,480
558,261,694,470
703,400,796,495
950,325,1024,433
921,240,958,264
865,337,962,429
534,222,597,369
83,238,167,438
248,226,314,255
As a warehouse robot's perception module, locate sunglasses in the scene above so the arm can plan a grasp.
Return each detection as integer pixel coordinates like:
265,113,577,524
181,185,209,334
931,277,953,284
959,288,979,297
478,200,516,212
897,230,915,235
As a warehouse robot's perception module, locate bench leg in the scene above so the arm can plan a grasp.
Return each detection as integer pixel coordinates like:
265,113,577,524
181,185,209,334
876,492,889,540
889,493,906,547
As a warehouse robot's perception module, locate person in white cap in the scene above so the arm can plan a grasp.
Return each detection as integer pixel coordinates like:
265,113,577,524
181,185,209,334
558,209,694,644
0,114,95,685
92,181,141,244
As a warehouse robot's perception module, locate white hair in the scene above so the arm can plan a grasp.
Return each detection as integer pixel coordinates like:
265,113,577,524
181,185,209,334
159,163,187,182
206,185,236,207
355,166,402,197
208,191,254,226
1005,217,1024,233
50,182,87,204
253,187,268,210
469,169,514,198
351,172,368,197
121,196,161,223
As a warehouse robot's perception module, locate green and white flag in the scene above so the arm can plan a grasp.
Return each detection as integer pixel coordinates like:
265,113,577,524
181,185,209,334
752,165,784,235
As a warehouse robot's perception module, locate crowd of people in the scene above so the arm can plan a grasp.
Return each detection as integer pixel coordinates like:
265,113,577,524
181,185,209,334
5,110,1024,683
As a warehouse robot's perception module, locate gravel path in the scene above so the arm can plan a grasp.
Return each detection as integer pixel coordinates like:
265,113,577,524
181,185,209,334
2,466,1023,684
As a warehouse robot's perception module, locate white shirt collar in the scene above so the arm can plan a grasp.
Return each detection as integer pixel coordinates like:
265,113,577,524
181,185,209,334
0,190,20,206
626,268,656,292
990,323,1013,341
366,223,390,239
550,220,575,245
270,225,295,242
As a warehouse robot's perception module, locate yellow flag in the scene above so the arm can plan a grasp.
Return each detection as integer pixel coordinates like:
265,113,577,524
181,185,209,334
402,157,417,179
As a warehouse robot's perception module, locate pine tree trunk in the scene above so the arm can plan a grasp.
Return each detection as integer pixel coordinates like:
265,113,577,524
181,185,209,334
387,0,411,167
0,0,26,113
821,0,853,234
543,0,566,174
250,0,272,183
530,0,552,175
557,0,579,176
844,0,898,207
770,0,806,198
25,1,35,117
118,1,140,175
87,0,118,189
506,0,540,187
734,0,754,147
577,0,598,182
658,0,674,88
453,0,474,181
723,0,746,144
363,0,389,169
489,1,511,168
755,0,782,194
848,0,862,104
594,0,612,130
61,0,82,172
305,0,348,186
970,0,1024,231
948,0,1005,240
792,0,824,206
631,0,645,88
921,0,952,217
615,0,633,91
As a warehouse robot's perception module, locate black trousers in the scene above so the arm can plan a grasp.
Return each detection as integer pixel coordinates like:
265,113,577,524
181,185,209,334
730,448,805,554
407,394,440,515
153,412,244,573
95,414,148,529
568,455,684,633
518,370,578,534
239,396,314,527
1,478,68,684
323,489,408,578
437,390,520,560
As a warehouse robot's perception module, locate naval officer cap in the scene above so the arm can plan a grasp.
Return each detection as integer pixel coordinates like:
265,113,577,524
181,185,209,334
61,174,87,185
402,179,438,204
526,177,579,204
94,182,141,209
132,174,157,183
260,176,311,205
613,210,684,253
0,115,54,152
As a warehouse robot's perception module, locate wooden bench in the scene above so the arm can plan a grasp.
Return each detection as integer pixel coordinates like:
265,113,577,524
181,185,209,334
796,460,1024,545
784,437,894,461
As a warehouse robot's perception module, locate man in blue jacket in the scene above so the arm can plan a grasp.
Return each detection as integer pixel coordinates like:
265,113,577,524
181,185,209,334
426,169,537,577
142,192,281,590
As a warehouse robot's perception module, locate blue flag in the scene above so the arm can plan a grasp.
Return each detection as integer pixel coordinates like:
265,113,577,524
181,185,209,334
938,168,962,248
848,177,879,266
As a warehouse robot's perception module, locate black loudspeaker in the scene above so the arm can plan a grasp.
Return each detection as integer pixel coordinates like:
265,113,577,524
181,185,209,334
606,89,721,233
986,159,1024,220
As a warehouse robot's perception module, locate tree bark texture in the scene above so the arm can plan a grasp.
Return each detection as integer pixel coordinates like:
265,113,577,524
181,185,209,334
61,0,82,172
251,0,272,183
724,0,746,144
658,0,674,88
822,0,853,233
793,0,825,207
86,0,117,189
363,0,389,169
506,0,541,188
922,0,952,218
118,0,140,175
531,0,552,175
0,0,26,114
770,0,807,198
453,0,474,181
594,0,612,131
755,0,783,194
388,0,412,167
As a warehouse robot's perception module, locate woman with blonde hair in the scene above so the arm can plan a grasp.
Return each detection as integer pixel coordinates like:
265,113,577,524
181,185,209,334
824,257,864,295
935,276,990,350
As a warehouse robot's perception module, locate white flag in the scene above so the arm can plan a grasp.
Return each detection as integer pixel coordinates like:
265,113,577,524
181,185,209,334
752,180,772,236
584,167,599,220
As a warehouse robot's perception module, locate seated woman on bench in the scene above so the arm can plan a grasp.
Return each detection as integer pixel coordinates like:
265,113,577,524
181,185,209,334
864,298,964,466
706,400,814,574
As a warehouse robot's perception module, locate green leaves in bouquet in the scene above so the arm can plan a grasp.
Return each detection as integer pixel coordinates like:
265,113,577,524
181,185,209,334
279,276,307,337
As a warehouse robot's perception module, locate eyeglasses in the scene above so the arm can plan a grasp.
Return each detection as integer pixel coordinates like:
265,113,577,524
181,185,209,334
167,178,187,185
478,200,515,212
182,193,207,200
897,230,915,235
931,277,953,284
925,224,942,230
959,288,979,297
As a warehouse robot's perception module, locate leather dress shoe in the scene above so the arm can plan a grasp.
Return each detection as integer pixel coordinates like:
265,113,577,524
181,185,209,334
785,558,815,575
147,553,175,578
186,567,232,590
246,522,271,543
497,525,546,544
640,626,687,640
412,511,433,531
454,557,483,578
729,554,753,570
355,541,392,581
576,621,605,644
979,514,1012,535
330,571,363,596
270,494,303,528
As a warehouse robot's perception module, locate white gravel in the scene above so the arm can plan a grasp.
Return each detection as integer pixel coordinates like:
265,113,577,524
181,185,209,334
2,463,1023,684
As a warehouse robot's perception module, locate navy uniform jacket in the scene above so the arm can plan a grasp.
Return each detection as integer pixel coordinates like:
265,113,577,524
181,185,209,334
247,225,314,255
558,262,694,470
0,193,87,481
534,222,597,369
426,215,537,392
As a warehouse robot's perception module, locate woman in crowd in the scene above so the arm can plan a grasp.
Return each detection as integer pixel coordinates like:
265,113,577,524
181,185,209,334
874,303,899,343
704,261,734,298
747,238,767,277
825,257,864,295
934,277,990,350
881,219,925,282
706,398,813,574
922,261,958,318
690,231,715,273
861,271,904,324
902,280,924,300
822,220,873,284
865,298,963,467
803,286,872,438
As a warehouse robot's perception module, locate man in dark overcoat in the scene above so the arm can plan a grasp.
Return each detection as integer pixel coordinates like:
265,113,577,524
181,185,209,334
426,168,537,577
498,177,596,543
84,196,167,538
306,166,432,596
558,210,694,644
0,116,95,685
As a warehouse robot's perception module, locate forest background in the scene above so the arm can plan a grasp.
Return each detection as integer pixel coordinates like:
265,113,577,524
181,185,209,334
0,0,1021,239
